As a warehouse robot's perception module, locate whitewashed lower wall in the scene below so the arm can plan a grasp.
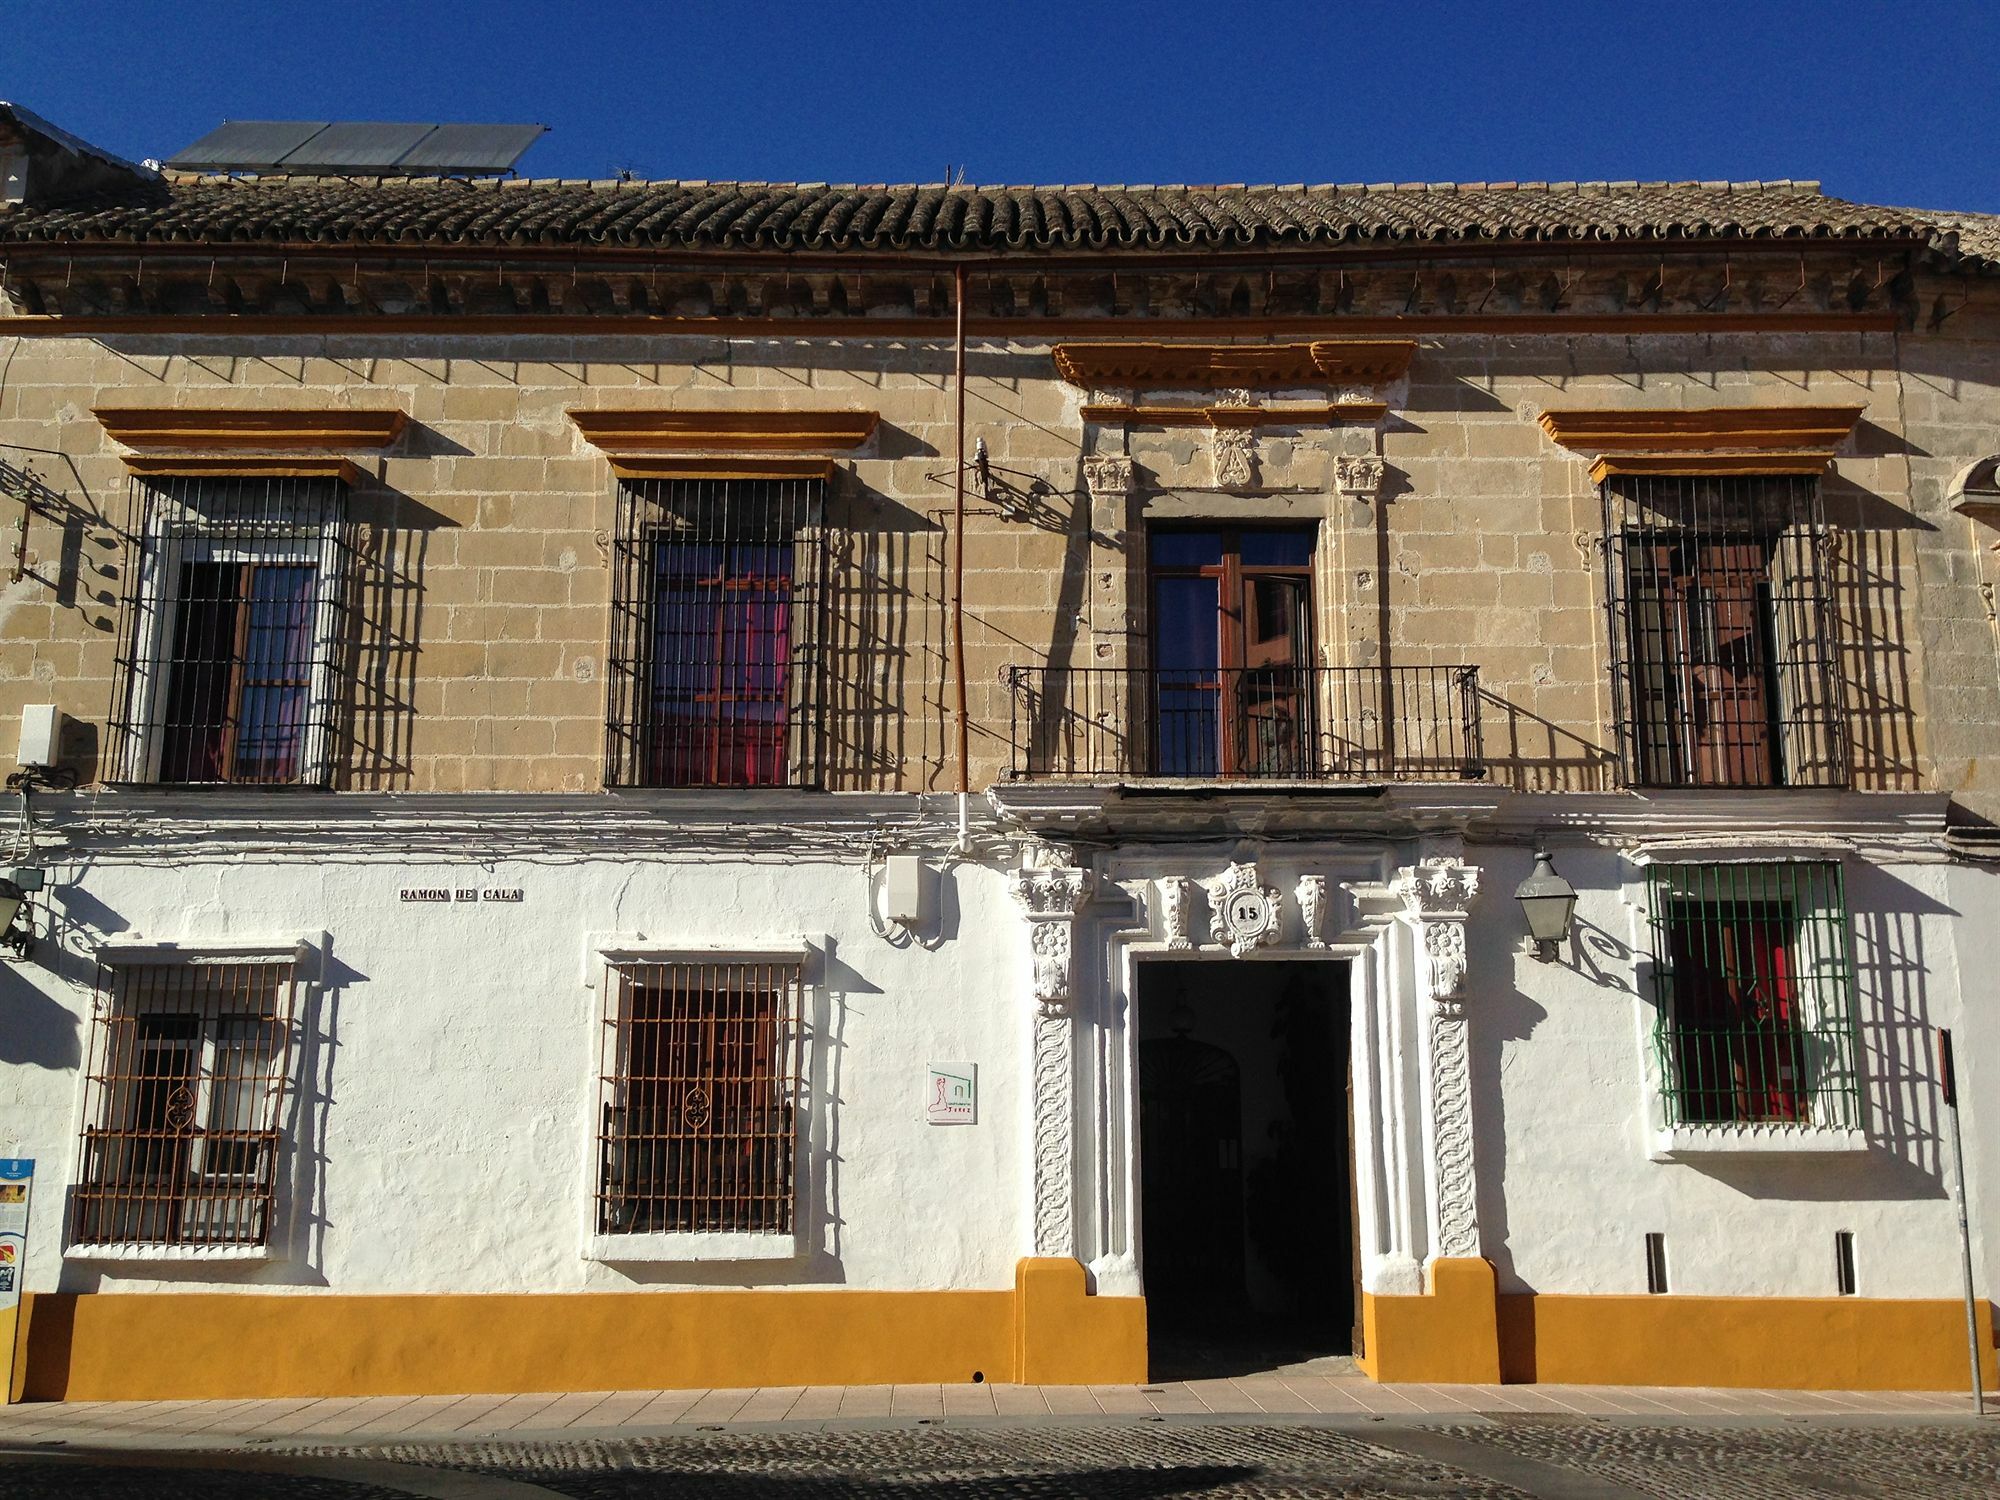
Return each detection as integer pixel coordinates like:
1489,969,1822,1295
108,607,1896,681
2,802,1996,1313
0,832,1030,1297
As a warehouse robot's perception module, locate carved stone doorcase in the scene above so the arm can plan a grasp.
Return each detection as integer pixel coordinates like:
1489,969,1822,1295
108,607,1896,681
1009,843,1484,1302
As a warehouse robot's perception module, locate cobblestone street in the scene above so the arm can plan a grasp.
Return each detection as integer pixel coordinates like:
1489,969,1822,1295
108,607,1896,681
3,1415,1998,1499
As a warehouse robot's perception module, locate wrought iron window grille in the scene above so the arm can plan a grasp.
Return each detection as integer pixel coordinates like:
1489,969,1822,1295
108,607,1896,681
1644,860,1862,1131
1602,474,1848,789
109,475,355,788
71,957,300,1249
604,478,829,790
595,959,805,1237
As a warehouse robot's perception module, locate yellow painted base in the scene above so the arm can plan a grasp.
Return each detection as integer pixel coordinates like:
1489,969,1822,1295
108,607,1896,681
1356,1257,1502,1385
1357,1258,2000,1391
1499,1291,2000,1392
18,1260,1146,1402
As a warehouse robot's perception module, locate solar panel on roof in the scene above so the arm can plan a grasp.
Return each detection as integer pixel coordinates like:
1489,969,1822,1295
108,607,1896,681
167,120,331,171
396,123,547,173
280,121,434,169
163,120,547,176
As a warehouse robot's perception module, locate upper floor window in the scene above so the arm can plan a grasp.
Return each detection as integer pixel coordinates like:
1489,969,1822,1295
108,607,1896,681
1604,475,1847,789
111,476,351,787
72,954,300,1249
1645,860,1860,1131
1149,526,1316,777
605,477,827,789
595,957,804,1237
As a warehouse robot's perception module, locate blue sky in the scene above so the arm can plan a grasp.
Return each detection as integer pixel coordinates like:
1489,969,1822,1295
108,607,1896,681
12,1,1999,212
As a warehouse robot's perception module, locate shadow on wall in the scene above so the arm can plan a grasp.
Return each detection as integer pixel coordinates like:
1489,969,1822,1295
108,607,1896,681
821,481,941,793
1476,690,1620,794
1822,475,1927,793
342,435,464,792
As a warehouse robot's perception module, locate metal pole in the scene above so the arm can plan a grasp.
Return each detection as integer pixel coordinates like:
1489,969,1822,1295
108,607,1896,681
1938,1027,1986,1416
951,263,969,798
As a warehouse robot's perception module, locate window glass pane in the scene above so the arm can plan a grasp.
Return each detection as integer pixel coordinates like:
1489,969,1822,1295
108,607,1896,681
1149,531,1223,569
1152,576,1219,675
1238,528,1316,567
648,539,793,787
159,562,243,783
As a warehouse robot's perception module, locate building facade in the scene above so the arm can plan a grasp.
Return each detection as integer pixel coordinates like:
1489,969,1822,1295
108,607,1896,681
3,102,2000,1398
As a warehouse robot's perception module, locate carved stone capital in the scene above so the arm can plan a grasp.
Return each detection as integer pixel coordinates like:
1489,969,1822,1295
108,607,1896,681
1081,455,1137,503
1334,453,1385,503
1011,852,1094,1014
1393,857,1480,1007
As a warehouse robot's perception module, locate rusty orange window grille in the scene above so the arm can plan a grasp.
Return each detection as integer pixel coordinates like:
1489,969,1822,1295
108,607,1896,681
72,958,299,1248
596,959,804,1236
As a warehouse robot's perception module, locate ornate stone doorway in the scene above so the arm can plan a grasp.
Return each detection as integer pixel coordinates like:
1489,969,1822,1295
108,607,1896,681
1137,958,1358,1377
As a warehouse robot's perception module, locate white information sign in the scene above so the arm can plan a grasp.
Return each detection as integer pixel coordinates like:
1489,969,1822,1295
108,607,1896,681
0,1158,32,1405
925,1064,976,1125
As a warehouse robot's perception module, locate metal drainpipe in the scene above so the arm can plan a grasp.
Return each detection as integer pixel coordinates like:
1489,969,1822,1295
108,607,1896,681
952,262,971,851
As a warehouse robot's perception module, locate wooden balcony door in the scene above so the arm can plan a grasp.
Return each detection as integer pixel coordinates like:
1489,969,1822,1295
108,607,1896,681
1149,528,1315,777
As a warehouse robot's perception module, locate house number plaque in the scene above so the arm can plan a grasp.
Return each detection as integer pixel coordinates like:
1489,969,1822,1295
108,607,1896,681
1223,889,1274,944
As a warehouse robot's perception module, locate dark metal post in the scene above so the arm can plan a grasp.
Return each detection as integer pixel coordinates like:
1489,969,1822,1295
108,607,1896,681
1937,1028,1987,1415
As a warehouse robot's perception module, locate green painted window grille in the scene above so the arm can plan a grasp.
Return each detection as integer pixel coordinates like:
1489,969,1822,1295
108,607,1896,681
1645,860,1862,1130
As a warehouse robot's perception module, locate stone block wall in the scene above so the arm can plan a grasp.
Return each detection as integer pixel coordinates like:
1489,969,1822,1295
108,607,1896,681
0,323,1990,801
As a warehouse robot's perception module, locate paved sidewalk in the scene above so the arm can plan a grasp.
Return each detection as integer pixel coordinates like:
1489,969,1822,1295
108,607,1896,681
0,1369,1984,1449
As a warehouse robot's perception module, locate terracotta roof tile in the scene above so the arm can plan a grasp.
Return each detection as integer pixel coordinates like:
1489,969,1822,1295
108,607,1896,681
0,173,1963,259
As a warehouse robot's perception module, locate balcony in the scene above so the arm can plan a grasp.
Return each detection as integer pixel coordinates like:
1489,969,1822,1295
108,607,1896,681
1004,665,1485,784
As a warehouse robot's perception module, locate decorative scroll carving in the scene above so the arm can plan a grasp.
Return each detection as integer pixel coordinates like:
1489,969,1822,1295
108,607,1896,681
1210,425,1257,488
1334,453,1385,503
1202,861,1282,958
1032,1009,1075,1256
1392,853,1483,1263
1295,875,1329,949
1428,1009,1479,1258
1082,455,1137,503
1158,876,1194,950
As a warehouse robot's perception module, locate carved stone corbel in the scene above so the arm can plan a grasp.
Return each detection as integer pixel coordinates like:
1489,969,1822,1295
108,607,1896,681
1010,846,1094,1259
1393,855,1483,1263
1296,874,1330,949
1157,876,1194,950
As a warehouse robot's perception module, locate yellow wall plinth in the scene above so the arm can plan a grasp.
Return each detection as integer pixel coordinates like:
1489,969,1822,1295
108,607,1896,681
17,1261,1146,1402
1014,1256,1147,1385
1357,1257,1502,1385
1498,1292,2000,1391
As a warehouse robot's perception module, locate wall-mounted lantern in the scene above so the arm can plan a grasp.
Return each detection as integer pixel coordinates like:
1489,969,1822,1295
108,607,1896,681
0,866,44,960
1513,844,1576,962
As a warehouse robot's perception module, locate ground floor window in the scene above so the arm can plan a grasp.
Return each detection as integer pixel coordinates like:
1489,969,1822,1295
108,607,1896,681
72,956,299,1247
1645,861,1860,1129
596,958,804,1235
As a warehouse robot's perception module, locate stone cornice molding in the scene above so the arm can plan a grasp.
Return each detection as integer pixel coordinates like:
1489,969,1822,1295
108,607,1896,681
1081,400,1388,428
568,408,880,456
119,455,365,485
93,407,409,453
1054,340,1418,390
1539,404,1864,484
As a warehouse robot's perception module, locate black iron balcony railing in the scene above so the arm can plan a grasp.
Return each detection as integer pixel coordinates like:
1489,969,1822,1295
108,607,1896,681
1005,665,1485,782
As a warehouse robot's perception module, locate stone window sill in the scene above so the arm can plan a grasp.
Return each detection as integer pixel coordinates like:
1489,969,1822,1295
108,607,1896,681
64,1241,278,1264
1649,1123,1869,1161
585,1232,801,1264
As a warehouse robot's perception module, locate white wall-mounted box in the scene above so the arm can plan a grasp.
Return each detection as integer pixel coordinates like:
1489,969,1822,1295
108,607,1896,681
885,854,932,927
16,705,64,769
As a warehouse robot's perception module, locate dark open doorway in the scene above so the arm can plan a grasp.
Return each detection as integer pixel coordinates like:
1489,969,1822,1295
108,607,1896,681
1137,959,1356,1379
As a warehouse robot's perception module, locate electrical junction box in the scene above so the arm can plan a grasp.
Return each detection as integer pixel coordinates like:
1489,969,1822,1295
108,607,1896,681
16,705,64,769
884,855,933,928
